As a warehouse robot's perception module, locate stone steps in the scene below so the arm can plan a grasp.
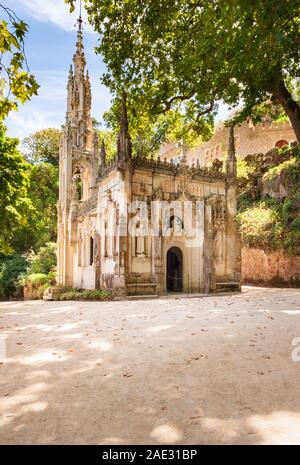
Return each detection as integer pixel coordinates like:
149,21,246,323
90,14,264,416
214,282,240,293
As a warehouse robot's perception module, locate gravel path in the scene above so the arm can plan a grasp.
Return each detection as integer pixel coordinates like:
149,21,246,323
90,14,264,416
0,286,300,445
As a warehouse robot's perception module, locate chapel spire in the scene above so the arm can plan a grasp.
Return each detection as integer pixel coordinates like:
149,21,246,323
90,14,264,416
73,9,86,79
226,125,237,181
64,4,93,150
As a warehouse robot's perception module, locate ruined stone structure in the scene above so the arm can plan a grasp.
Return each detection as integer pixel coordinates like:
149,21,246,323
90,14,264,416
160,120,296,167
57,27,241,295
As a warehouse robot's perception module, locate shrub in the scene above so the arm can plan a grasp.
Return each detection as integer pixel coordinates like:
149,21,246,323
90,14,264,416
30,242,57,274
54,288,112,301
263,156,300,183
237,158,255,186
237,201,282,250
0,255,28,299
25,273,49,286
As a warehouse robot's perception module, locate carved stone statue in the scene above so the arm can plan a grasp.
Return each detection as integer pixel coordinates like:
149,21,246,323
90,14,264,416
135,218,147,256
84,73,91,111
72,82,79,109
71,173,81,200
213,222,225,262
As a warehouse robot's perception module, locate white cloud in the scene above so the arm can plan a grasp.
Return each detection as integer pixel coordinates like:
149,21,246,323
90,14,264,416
8,110,62,139
10,0,95,33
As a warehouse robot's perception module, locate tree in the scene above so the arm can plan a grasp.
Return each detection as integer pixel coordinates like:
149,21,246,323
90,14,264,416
22,128,61,165
0,4,39,120
30,242,57,274
66,0,300,142
0,125,59,255
0,254,28,298
0,123,32,254
10,162,59,253
102,97,213,157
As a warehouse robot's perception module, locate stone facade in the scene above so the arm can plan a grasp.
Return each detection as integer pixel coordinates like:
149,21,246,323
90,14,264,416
160,120,296,167
57,29,241,295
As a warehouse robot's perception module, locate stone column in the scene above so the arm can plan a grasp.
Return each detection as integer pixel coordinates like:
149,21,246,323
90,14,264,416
225,124,241,289
203,199,215,293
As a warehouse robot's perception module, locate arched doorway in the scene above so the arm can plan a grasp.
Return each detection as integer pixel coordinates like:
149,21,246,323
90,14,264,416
166,247,183,292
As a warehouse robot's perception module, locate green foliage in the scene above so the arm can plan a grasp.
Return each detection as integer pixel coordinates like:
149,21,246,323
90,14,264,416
103,101,212,158
0,5,39,120
29,242,57,274
237,200,283,250
0,123,32,254
23,273,50,286
237,145,300,255
0,254,28,298
96,128,117,160
22,128,61,165
236,158,255,187
263,156,300,184
66,0,300,140
14,243,57,300
55,288,112,301
10,163,58,253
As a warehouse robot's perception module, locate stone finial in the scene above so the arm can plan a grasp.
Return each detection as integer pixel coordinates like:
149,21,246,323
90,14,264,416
178,138,187,166
226,125,237,180
68,65,73,82
228,125,236,159
93,131,99,153
73,13,86,78
117,91,132,161
100,138,106,166
84,70,91,114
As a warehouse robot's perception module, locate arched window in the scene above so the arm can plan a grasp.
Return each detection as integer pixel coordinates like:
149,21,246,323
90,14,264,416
73,170,83,200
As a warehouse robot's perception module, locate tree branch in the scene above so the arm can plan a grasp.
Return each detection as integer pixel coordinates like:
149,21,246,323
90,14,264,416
154,91,195,114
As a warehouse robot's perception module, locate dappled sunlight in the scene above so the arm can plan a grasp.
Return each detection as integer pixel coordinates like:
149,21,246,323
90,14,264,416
144,325,174,334
150,424,182,444
1,289,300,444
11,349,72,365
24,370,51,381
0,382,48,428
9,323,57,333
200,417,241,442
0,301,42,310
61,332,85,340
101,437,126,445
65,358,105,377
88,340,113,351
281,310,300,315
0,382,47,410
55,323,79,332
247,411,300,445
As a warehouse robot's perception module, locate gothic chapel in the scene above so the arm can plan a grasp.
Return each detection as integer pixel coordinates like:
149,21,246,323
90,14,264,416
57,23,241,296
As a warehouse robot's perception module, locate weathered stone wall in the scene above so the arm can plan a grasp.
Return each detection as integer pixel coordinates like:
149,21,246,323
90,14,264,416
242,247,300,287
160,120,296,167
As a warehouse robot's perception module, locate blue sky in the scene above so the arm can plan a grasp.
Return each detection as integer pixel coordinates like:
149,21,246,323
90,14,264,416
3,0,230,141
4,0,111,140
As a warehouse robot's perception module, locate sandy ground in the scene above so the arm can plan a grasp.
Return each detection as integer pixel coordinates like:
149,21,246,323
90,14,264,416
1,286,300,445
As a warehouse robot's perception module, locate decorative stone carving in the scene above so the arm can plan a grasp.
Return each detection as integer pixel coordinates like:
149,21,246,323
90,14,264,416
213,221,225,262
57,19,241,294
153,186,164,200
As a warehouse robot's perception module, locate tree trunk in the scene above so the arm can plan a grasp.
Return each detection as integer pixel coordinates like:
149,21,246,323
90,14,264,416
271,78,300,143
